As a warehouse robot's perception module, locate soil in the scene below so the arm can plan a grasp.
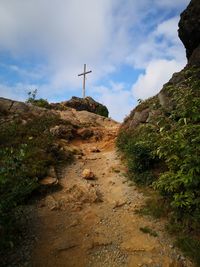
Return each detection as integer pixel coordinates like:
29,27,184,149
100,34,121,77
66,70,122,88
18,124,194,266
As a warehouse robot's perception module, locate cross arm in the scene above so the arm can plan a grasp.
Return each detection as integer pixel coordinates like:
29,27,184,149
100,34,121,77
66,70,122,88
78,70,92,76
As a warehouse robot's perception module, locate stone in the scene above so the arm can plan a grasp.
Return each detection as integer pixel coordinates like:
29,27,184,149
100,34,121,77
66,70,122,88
113,200,127,209
47,166,57,178
65,184,102,204
91,147,100,153
82,169,95,180
39,176,58,186
178,0,200,60
89,237,112,249
61,96,109,117
158,92,173,111
0,98,13,114
133,108,149,123
50,124,73,140
77,128,94,139
121,235,158,252
45,195,60,210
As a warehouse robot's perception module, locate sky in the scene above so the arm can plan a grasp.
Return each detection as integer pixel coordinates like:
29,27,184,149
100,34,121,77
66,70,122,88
0,0,190,122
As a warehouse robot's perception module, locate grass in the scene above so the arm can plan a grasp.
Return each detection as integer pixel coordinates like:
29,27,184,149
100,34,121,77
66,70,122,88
0,113,74,251
139,226,158,237
175,236,200,267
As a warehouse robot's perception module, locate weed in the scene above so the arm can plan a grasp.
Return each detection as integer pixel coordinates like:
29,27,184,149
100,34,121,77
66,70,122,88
175,236,200,267
139,226,158,237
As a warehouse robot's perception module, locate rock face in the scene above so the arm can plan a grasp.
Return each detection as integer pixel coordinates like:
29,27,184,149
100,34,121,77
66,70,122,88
121,0,200,132
178,0,200,63
60,96,109,117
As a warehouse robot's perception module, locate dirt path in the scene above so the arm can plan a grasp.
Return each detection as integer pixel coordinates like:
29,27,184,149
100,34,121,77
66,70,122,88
31,127,192,267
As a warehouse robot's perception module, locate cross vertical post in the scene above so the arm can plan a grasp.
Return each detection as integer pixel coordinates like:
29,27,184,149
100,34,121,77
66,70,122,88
78,64,92,98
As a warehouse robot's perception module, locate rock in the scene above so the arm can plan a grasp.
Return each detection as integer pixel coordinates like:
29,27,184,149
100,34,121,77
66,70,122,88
133,108,149,123
65,184,102,204
39,176,58,186
178,0,200,61
0,98,14,114
54,241,78,252
91,147,100,153
168,260,184,267
50,124,74,140
158,91,173,111
47,166,57,178
121,235,158,252
60,96,109,117
45,195,60,210
89,237,112,249
82,169,95,180
113,200,127,209
77,128,94,139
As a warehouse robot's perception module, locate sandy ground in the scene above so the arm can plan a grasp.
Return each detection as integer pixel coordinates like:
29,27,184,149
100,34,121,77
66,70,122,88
31,125,193,267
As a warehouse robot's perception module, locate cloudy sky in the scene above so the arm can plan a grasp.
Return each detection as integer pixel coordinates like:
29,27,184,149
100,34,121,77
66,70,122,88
0,0,190,121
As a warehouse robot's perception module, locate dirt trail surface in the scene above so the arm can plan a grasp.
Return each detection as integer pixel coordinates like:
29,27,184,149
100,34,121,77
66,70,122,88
31,124,192,267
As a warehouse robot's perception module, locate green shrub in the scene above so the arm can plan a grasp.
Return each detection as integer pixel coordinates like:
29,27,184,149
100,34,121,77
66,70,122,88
117,67,200,265
96,105,109,117
117,67,200,224
0,114,73,249
26,89,50,109
117,125,159,185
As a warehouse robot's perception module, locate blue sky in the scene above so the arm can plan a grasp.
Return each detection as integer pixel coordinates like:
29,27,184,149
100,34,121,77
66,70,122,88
0,0,190,121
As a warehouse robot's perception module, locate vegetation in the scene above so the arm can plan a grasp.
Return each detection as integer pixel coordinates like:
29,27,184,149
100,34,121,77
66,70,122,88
117,67,200,265
139,226,158,237
0,113,73,250
26,89,51,109
96,104,109,117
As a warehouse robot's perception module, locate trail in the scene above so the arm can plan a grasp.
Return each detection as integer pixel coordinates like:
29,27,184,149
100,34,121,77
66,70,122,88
31,125,192,267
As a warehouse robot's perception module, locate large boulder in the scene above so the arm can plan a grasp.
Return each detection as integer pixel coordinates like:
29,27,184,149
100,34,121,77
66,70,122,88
178,0,200,65
60,96,109,117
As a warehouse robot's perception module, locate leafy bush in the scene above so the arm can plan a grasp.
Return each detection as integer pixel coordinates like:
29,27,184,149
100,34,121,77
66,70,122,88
117,67,200,225
117,125,159,185
96,105,109,117
0,114,73,249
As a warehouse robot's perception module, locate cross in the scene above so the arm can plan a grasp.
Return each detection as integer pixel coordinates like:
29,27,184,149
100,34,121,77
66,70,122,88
78,64,92,98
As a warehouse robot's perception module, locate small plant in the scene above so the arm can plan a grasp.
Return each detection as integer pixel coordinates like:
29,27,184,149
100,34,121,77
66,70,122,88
139,226,158,237
26,89,50,109
175,236,200,266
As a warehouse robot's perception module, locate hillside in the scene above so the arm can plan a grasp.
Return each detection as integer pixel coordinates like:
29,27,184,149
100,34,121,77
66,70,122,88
117,0,200,264
0,96,193,267
0,0,199,266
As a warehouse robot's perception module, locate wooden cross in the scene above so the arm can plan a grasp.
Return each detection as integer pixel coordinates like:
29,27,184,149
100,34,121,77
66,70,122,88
78,64,92,98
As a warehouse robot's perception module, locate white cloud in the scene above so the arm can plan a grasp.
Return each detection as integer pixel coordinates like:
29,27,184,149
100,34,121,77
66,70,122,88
0,0,190,121
0,83,37,101
132,59,185,100
93,82,135,122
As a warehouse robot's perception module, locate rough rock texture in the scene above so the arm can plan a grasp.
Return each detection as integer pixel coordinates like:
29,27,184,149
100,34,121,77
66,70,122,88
0,97,117,130
178,0,200,63
121,0,200,131
59,96,109,117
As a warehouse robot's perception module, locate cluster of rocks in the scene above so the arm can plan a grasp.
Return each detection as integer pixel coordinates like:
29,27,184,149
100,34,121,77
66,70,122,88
50,96,109,117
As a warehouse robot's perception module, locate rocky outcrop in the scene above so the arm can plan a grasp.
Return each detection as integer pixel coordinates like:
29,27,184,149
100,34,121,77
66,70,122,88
121,0,200,132
178,0,200,64
58,96,109,117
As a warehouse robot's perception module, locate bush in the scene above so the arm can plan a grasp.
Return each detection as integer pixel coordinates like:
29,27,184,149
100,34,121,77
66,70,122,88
117,125,159,185
96,105,109,117
0,114,73,249
117,67,200,225
26,89,50,109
